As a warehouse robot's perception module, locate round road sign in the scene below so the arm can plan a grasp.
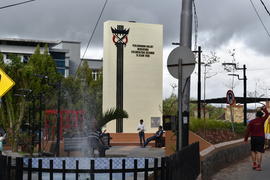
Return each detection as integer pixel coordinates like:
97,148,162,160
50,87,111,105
226,90,235,105
167,46,196,79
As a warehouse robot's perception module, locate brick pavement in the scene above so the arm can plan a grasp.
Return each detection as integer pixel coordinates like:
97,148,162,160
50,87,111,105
212,150,270,180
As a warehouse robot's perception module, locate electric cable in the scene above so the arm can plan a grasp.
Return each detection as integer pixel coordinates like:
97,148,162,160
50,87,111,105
259,0,270,16
76,0,108,76
249,0,270,38
0,0,35,10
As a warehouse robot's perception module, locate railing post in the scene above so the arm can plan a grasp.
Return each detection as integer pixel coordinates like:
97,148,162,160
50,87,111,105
28,158,32,180
38,159,42,180
109,159,113,180
144,159,149,180
90,159,95,180
62,160,66,180
133,159,137,180
50,160,54,180
0,155,6,179
161,157,166,180
154,158,158,179
7,156,12,180
15,157,23,180
122,159,126,180
76,160,79,180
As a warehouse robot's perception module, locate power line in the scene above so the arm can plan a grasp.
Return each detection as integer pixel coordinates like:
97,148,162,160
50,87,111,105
76,0,108,77
259,0,270,16
0,0,35,10
79,0,108,65
249,0,270,38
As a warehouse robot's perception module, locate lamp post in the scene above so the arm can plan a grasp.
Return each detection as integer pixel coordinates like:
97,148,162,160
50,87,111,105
34,74,48,154
223,63,247,126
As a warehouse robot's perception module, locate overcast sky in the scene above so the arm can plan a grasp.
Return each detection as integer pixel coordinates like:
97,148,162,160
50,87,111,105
1,0,270,104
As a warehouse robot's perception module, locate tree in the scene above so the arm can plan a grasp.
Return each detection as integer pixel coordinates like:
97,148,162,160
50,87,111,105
0,45,60,152
0,53,28,151
163,94,178,116
97,108,128,129
61,60,104,129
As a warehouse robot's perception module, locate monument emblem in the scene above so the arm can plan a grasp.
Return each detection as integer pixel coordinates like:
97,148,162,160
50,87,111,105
111,25,129,45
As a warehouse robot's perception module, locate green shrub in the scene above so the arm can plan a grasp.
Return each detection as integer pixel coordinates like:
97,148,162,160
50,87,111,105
189,117,246,134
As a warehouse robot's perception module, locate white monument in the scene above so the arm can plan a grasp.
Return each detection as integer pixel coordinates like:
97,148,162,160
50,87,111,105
103,20,163,133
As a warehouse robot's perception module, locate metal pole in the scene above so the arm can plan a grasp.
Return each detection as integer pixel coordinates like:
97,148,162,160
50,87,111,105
32,99,35,151
197,46,202,119
243,64,247,126
177,59,183,151
56,81,61,156
38,93,42,154
179,0,193,149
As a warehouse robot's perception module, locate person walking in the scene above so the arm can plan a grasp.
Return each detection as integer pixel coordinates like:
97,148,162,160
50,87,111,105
144,126,164,147
244,106,269,171
0,132,6,155
264,117,270,150
137,119,145,147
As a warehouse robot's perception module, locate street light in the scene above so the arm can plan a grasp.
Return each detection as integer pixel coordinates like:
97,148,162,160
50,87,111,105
33,74,48,155
223,63,247,126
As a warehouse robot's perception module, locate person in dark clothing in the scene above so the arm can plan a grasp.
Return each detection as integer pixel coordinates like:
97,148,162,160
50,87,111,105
244,106,269,171
144,126,163,147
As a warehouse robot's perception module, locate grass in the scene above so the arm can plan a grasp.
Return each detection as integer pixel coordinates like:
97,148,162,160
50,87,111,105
189,117,246,134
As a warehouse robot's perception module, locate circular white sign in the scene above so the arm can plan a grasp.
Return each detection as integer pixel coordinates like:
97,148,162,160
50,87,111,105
167,46,196,79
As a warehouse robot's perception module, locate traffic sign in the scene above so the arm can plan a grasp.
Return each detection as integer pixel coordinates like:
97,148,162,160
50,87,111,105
0,68,15,97
226,90,235,105
167,46,196,79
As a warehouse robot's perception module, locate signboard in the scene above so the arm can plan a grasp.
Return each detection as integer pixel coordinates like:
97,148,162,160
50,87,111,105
151,117,161,128
167,46,196,79
0,68,15,97
226,90,235,105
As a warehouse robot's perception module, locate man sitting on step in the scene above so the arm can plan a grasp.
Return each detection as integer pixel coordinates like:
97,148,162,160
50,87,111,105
143,126,163,147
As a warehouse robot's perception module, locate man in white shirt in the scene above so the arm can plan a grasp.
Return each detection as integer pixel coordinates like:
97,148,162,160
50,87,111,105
137,119,145,147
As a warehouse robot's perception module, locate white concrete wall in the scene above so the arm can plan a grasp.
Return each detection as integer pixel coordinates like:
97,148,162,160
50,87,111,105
103,21,163,133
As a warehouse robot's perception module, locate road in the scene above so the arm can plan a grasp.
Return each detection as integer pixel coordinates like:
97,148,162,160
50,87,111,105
212,150,270,180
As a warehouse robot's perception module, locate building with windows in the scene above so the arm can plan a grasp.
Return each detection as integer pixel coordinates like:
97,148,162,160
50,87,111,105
81,59,103,80
0,38,80,77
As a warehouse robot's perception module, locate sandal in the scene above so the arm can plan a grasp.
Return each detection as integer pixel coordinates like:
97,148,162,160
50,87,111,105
252,162,257,170
255,165,262,171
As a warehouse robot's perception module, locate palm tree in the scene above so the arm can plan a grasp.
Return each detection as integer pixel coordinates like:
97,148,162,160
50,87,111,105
97,108,128,129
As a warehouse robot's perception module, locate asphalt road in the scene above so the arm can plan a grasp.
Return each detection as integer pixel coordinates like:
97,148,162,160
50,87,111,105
212,150,270,180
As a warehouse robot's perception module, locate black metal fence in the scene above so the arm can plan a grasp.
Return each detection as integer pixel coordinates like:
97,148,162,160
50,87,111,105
0,142,200,180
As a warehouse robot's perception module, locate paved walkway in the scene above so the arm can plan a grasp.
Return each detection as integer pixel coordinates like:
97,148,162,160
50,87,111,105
212,150,270,180
106,146,165,158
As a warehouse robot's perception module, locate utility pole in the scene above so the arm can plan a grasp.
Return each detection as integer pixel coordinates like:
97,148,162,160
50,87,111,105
243,64,247,126
179,0,193,148
194,46,202,119
38,93,42,154
56,81,61,156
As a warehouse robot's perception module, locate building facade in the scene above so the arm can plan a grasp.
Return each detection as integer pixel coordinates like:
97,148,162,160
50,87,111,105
0,38,80,77
103,21,163,133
